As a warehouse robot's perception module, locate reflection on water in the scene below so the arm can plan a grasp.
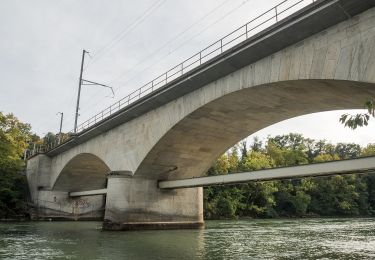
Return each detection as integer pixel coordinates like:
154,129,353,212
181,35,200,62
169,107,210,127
1,218,375,259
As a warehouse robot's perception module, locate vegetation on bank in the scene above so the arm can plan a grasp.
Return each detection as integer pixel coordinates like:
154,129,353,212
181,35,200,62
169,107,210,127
204,134,375,219
0,112,32,219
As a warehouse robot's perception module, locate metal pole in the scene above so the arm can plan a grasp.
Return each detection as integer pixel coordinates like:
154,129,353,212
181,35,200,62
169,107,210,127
74,50,87,133
57,112,63,144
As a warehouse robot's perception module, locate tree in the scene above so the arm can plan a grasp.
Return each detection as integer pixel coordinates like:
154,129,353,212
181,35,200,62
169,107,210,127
362,144,375,156
340,99,375,129
0,112,32,218
313,153,340,163
204,133,375,219
334,143,361,159
0,113,31,170
250,136,263,152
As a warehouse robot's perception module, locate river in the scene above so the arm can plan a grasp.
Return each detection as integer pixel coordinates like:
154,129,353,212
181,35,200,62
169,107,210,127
1,218,375,259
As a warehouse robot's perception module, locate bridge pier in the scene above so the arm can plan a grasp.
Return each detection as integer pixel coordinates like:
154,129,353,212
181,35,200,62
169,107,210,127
103,173,204,231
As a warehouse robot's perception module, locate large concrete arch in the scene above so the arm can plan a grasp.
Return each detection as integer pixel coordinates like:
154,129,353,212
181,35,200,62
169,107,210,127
135,79,375,181
53,153,110,192
48,7,375,182
130,7,375,180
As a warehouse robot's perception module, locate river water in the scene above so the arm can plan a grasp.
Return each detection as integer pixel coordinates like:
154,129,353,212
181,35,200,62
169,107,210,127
1,218,375,259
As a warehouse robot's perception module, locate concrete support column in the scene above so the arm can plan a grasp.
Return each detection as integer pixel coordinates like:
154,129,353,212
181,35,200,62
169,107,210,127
103,173,204,231
26,154,52,202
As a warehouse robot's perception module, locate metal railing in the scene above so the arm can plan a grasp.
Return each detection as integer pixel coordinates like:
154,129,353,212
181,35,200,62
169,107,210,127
28,0,316,158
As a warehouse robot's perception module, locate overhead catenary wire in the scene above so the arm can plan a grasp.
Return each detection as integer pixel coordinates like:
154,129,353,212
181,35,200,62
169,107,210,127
74,0,248,118
106,0,235,85
36,0,273,135
32,1,167,135
75,0,307,132
84,0,167,71
109,0,254,89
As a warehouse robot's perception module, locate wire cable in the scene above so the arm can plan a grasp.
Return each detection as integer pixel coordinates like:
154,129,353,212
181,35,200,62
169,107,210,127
73,0,237,116
84,0,167,71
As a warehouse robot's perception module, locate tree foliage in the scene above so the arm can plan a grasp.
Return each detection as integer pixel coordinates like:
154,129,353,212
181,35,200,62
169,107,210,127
204,134,375,219
340,99,375,129
0,112,32,218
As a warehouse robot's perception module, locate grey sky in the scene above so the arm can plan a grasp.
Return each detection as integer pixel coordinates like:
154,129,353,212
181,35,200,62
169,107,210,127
0,0,374,145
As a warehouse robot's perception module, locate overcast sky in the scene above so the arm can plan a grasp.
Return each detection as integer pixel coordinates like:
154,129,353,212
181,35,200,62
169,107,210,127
0,0,374,146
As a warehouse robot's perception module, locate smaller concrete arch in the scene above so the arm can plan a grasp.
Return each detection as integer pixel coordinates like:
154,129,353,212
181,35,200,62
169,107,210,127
53,153,110,192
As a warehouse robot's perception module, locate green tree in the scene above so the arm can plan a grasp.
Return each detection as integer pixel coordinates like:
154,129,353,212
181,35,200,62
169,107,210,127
340,99,375,129
362,144,375,156
313,153,340,163
250,136,263,152
204,133,375,219
0,112,32,218
334,143,361,159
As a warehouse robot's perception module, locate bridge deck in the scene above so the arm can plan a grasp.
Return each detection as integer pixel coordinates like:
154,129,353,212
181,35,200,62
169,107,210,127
158,156,375,189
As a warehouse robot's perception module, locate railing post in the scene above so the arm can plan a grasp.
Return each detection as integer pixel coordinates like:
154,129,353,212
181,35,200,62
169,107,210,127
199,52,202,65
220,39,223,53
245,24,248,39
275,6,278,22
165,72,168,84
139,88,142,98
181,63,184,75
151,80,154,91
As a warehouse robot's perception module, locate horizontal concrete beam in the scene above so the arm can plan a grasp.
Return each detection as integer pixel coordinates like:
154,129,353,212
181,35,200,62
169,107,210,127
158,156,375,189
69,189,107,197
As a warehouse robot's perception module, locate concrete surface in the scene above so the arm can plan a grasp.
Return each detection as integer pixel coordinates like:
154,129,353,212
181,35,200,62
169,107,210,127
159,156,375,189
26,2,375,229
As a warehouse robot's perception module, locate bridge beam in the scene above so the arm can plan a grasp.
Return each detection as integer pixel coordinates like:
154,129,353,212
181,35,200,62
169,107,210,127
159,157,375,189
69,189,108,197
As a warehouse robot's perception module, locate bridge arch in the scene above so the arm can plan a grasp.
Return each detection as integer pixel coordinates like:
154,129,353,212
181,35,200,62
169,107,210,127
52,153,110,192
135,79,375,180
46,5,375,183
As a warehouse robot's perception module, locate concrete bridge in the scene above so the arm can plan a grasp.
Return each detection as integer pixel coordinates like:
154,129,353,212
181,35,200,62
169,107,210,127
27,0,375,230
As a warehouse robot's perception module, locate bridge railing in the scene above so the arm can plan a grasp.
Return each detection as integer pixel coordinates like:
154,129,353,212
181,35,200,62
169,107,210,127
28,0,315,158
74,0,314,133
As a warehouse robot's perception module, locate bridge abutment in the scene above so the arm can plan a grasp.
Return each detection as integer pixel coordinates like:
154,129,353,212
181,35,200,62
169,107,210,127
26,154,106,220
103,174,204,230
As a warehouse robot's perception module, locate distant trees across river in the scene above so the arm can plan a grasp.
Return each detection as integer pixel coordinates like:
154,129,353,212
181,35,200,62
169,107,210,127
204,134,375,219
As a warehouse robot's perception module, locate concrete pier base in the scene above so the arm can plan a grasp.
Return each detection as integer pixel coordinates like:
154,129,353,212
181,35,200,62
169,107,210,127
103,221,204,231
103,174,204,231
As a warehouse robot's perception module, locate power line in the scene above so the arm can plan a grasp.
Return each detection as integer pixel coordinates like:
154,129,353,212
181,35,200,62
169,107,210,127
110,0,253,90
107,0,233,85
30,0,166,134
72,0,237,115
36,0,253,134
84,0,167,71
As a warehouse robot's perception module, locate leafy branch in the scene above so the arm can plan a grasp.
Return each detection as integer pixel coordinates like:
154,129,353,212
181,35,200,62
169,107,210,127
340,100,375,130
